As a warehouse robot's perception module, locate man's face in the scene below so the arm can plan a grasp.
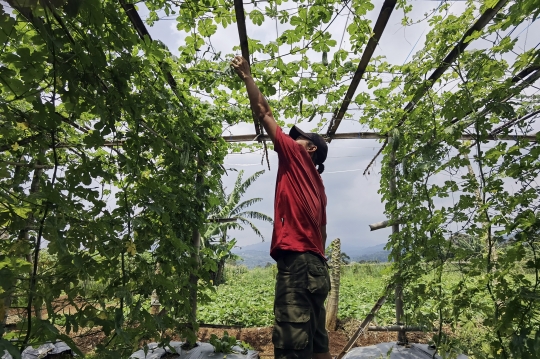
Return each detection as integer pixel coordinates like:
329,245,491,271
295,135,317,156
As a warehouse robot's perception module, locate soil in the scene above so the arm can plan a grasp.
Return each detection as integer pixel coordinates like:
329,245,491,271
8,302,432,358
196,319,431,358
6,297,86,326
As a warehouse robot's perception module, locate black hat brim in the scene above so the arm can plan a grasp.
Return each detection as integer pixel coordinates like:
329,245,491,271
289,125,309,140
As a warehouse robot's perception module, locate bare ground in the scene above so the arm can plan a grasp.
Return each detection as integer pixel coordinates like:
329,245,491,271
8,303,432,358
190,319,432,358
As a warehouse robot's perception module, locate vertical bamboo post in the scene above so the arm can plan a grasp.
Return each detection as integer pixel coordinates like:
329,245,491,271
189,228,201,322
389,145,406,344
150,263,161,315
1,157,34,331
189,160,203,328
20,161,45,325
325,238,341,331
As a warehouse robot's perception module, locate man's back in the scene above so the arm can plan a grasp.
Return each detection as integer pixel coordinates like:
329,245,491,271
271,126,327,260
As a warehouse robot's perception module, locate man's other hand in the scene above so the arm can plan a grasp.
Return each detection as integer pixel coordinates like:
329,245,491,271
231,55,251,81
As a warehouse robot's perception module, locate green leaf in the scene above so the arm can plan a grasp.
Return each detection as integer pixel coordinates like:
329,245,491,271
249,10,264,26
13,206,32,219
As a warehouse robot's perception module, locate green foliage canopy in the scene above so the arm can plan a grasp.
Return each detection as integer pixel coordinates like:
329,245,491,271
1,0,540,357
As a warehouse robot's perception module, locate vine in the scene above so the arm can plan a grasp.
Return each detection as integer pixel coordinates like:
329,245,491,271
0,0,539,357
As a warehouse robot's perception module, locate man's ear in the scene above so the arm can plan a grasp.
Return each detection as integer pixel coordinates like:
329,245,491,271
307,145,317,154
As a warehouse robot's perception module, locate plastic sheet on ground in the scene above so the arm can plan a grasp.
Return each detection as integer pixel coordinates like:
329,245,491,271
2,341,74,359
130,342,259,359
342,342,468,359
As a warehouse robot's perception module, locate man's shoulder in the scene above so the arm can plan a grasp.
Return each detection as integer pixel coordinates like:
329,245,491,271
274,126,301,156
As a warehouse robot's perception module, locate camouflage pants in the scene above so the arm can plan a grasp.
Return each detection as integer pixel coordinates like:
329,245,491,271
272,251,331,359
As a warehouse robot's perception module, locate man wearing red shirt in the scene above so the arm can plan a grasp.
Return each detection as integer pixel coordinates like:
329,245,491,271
232,56,331,359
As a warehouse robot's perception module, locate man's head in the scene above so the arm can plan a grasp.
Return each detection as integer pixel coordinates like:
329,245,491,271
289,126,328,174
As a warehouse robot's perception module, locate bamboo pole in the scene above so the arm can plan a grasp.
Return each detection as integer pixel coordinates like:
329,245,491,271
188,161,204,332
326,0,397,139
325,238,341,331
389,145,406,344
367,325,433,332
336,290,389,359
219,132,538,143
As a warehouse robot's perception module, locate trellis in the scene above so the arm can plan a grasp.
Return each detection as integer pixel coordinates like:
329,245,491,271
215,0,539,355
210,0,539,351
2,0,225,355
1,0,539,357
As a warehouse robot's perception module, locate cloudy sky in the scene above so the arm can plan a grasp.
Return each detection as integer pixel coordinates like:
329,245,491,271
137,0,540,250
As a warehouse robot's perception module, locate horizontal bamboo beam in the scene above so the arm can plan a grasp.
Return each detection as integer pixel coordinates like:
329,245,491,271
206,218,238,223
221,132,538,143
1,161,53,169
6,132,536,153
369,220,390,231
326,0,397,139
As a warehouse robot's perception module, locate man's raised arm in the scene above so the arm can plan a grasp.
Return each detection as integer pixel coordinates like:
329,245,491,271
231,55,278,143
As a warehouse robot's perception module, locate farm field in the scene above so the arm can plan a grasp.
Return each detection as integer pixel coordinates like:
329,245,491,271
198,263,396,327
198,261,537,358
3,259,535,357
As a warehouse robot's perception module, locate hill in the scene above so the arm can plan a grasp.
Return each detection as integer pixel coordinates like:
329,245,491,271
233,241,391,268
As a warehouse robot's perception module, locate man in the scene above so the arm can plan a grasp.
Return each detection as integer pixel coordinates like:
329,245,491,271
231,55,331,359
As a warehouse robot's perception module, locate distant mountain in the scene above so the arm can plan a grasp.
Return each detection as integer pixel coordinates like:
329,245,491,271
232,241,272,268
353,250,391,263
233,241,270,253
232,241,391,268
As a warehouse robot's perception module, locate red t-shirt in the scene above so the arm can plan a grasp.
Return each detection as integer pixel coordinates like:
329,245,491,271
270,126,327,261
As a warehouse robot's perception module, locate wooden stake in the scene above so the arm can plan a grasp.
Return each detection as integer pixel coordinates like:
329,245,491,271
325,238,341,331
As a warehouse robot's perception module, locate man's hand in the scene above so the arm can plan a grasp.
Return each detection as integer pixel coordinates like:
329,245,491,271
230,55,278,142
231,55,251,81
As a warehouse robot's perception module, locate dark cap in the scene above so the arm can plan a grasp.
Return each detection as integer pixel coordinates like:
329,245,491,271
289,125,328,164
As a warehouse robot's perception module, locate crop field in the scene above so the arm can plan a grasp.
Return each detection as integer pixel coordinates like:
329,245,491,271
198,263,396,327
197,261,538,358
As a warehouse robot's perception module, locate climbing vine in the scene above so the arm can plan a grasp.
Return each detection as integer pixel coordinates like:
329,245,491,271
1,0,539,357
0,0,225,357
367,1,540,357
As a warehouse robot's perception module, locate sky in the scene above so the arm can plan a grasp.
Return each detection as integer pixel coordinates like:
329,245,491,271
137,0,540,249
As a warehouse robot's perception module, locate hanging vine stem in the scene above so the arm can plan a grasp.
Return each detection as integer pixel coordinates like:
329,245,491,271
21,5,60,344
22,129,59,349
363,139,386,176
121,186,131,328
473,116,509,358
453,52,509,356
